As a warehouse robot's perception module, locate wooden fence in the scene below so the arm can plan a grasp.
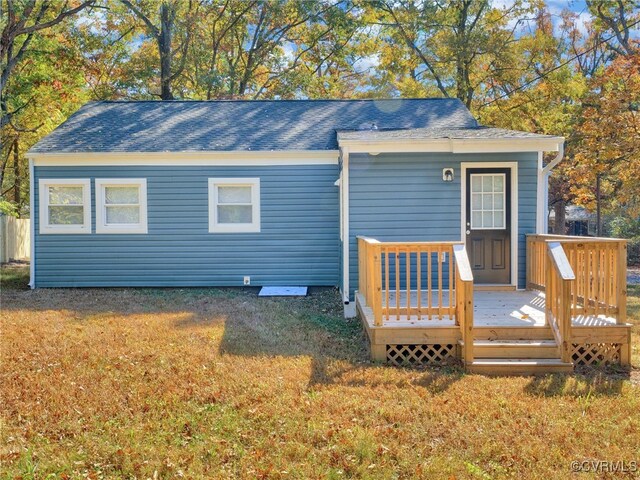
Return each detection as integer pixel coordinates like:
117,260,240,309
0,215,30,263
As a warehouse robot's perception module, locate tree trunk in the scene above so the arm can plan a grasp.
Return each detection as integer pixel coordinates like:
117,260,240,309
158,3,174,100
553,201,567,235
596,173,602,236
13,138,21,214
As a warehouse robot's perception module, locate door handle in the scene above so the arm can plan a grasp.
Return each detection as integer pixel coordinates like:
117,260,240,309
466,230,471,235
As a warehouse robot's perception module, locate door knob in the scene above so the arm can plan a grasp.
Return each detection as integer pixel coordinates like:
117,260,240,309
466,230,471,235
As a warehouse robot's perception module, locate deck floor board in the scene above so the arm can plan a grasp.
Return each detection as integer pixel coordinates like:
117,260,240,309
368,290,618,328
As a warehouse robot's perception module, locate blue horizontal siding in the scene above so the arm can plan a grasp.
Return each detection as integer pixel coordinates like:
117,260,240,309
348,152,538,298
34,165,340,287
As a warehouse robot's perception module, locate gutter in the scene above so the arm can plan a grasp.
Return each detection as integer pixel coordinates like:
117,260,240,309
28,158,35,289
537,141,565,234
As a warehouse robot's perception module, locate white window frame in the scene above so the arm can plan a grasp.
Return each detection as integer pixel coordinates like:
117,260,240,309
39,179,91,234
469,173,507,231
208,178,261,233
95,178,148,234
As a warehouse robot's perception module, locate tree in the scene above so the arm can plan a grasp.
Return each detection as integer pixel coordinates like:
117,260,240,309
117,0,197,100
477,6,591,233
1,0,96,128
571,53,640,218
587,0,640,57
184,0,362,99
363,0,535,107
1,0,95,216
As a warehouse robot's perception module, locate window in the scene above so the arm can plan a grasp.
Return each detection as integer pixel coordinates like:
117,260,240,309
39,179,91,234
95,179,148,234
470,173,506,230
209,178,260,233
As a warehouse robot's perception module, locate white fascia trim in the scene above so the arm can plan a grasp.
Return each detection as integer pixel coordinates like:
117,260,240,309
38,178,92,235
461,162,518,288
95,178,148,234
30,150,339,166
338,137,564,154
29,158,35,288
208,178,261,233
341,147,350,305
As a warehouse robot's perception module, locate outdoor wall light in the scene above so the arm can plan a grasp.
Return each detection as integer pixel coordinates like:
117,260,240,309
443,168,454,182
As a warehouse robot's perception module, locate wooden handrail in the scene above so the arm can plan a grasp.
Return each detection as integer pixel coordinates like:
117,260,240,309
453,245,473,282
546,242,575,363
453,245,474,364
547,242,576,281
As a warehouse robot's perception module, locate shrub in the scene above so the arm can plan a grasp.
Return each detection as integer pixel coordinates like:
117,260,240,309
628,237,640,266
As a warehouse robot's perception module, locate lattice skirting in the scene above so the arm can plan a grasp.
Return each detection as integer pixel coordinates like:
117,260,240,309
571,343,622,366
386,344,456,366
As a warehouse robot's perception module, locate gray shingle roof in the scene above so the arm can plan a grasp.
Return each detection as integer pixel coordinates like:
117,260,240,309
337,126,559,142
29,98,478,153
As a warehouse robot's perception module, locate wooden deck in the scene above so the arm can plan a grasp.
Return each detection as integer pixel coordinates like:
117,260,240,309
356,235,631,374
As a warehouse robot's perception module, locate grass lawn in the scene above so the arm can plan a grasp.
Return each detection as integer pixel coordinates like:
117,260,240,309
1,265,639,479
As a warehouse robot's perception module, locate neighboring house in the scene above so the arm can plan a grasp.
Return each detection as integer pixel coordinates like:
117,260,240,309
29,99,632,374
548,205,597,236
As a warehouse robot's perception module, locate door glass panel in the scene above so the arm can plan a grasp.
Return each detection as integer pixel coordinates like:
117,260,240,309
471,176,482,192
494,176,504,192
483,193,493,210
470,173,506,230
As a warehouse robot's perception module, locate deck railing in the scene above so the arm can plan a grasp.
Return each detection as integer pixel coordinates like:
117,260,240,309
546,242,575,362
527,234,627,323
357,237,473,331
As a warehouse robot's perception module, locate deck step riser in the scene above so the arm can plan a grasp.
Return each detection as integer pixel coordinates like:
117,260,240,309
468,365,574,375
467,358,574,376
471,346,559,359
473,327,554,341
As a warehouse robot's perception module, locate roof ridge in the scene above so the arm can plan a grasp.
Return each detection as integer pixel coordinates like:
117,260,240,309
87,97,460,104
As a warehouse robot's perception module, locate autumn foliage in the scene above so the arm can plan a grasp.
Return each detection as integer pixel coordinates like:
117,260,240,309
572,53,640,216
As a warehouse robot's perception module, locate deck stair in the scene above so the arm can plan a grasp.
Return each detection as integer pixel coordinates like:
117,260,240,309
460,338,574,374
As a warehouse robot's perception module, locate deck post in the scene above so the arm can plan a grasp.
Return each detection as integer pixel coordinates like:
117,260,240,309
463,281,474,365
453,244,474,366
371,344,386,362
620,339,631,367
616,242,627,325
559,279,572,364
372,244,383,326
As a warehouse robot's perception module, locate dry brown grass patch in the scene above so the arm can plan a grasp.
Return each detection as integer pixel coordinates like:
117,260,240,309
1,265,639,479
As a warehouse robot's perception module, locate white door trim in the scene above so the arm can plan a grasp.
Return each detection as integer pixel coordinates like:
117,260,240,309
460,161,519,288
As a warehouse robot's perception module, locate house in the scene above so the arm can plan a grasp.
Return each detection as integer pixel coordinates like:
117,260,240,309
28,99,630,374
549,205,598,236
